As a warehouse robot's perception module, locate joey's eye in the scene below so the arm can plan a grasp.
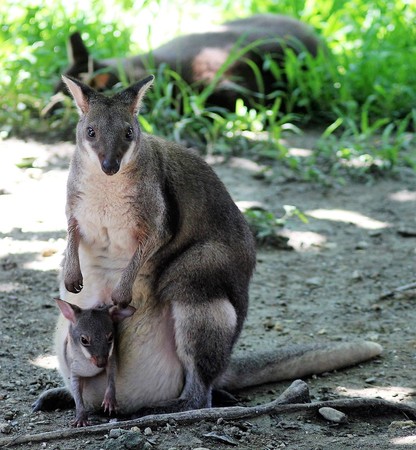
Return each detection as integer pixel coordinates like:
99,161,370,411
80,336,90,346
125,126,133,140
107,333,114,344
87,127,96,138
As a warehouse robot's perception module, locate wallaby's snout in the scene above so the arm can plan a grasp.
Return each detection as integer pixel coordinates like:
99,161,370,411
101,157,120,176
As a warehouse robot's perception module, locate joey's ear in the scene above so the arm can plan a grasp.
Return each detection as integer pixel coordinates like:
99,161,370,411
54,298,81,323
117,75,154,114
61,75,95,115
109,305,136,323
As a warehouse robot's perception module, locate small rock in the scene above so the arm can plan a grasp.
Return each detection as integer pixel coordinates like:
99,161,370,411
319,407,347,424
365,377,377,384
305,277,322,287
368,230,382,237
109,428,123,439
351,270,363,281
0,423,12,434
143,427,152,436
103,431,146,450
397,228,416,237
3,411,15,420
355,241,369,250
389,420,416,430
273,322,284,332
204,431,239,446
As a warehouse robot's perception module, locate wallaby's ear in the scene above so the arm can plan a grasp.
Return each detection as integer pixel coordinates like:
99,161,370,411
117,75,154,114
54,298,81,323
61,75,94,115
68,32,89,65
109,305,136,323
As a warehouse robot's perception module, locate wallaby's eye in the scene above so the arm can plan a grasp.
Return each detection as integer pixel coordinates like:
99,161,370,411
107,333,114,344
80,335,90,346
125,127,133,141
87,127,96,138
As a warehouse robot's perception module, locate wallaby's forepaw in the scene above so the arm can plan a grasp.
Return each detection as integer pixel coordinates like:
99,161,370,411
111,285,132,308
72,411,90,427
64,272,84,294
102,393,118,415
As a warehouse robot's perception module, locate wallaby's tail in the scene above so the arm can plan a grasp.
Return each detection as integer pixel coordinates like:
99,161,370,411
217,341,383,391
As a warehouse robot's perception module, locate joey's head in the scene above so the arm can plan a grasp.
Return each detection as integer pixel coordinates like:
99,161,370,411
55,298,135,368
62,74,154,176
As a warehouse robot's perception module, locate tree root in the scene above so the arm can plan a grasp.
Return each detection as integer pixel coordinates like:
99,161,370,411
1,380,415,448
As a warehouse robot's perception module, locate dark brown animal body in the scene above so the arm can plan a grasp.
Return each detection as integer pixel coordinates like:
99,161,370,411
44,14,323,115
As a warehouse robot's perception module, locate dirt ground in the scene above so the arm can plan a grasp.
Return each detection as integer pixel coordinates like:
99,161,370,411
0,132,416,449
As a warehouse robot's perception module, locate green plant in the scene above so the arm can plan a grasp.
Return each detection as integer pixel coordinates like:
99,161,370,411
244,205,308,247
1,0,415,182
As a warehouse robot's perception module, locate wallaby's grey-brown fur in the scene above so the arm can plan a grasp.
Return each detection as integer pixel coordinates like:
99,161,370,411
34,76,382,420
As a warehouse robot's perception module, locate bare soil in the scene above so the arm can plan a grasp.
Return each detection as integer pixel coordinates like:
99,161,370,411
0,132,415,449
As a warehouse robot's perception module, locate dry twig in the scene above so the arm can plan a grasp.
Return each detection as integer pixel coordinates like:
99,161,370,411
380,281,416,299
1,380,415,448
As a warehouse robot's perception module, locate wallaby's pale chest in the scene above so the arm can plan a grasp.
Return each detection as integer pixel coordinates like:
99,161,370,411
74,170,140,256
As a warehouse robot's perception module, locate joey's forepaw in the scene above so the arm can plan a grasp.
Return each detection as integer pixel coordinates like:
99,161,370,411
102,394,118,415
71,414,90,427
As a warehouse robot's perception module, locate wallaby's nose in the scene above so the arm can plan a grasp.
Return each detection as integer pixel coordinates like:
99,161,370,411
92,356,108,368
101,158,120,175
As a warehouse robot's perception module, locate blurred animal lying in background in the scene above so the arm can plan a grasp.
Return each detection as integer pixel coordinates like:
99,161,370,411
43,14,324,115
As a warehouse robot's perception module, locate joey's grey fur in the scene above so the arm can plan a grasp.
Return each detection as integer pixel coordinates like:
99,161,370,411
34,76,382,420
46,299,135,426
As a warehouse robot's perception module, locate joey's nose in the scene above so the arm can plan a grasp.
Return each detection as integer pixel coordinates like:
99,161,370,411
101,159,120,175
92,356,108,368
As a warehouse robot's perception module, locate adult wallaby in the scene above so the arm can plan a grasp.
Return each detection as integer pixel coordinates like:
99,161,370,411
34,75,382,419
42,14,324,115
46,299,135,426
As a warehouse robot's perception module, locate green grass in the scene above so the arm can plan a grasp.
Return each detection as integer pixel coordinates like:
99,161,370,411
1,0,415,181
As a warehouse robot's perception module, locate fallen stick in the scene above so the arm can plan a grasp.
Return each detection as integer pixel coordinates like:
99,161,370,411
380,281,416,299
1,380,415,448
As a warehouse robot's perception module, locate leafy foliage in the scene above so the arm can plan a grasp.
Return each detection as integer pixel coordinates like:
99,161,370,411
1,0,415,180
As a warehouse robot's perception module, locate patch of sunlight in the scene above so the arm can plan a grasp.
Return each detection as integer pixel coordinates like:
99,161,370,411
206,155,267,174
30,354,59,370
306,208,390,230
23,250,64,271
389,190,416,202
287,147,313,157
391,435,416,446
335,385,416,403
0,236,65,264
0,282,22,293
279,230,328,251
